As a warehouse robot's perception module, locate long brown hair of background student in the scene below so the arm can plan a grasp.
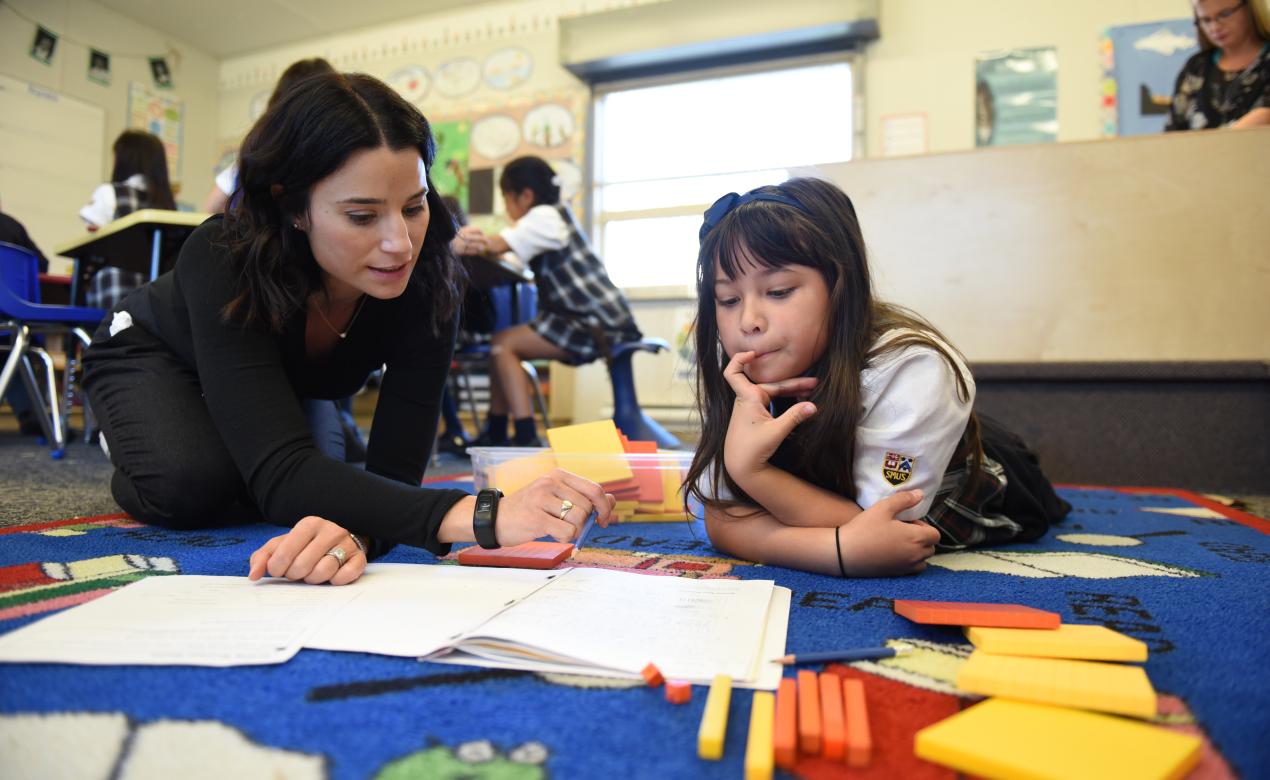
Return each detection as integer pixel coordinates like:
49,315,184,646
684,177,980,516
110,130,175,210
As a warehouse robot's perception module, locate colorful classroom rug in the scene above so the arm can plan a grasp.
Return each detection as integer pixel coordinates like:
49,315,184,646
1,484,1267,779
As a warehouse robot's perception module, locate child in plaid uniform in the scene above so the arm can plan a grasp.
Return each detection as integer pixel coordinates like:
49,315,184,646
685,178,1068,578
457,156,641,447
78,130,176,310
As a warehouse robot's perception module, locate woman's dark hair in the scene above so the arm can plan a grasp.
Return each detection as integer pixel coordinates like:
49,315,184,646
111,130,176,210
440,195,468,228
268,58,335,108
499,156,560,206
220,72,460,333
685,177,980,515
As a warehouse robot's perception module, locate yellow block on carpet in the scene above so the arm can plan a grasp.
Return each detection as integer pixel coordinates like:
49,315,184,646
956,651,1157,718
966,623,1148,662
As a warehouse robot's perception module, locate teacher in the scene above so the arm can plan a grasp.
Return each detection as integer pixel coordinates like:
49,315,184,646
83,73,614,585
1166,0,1270,130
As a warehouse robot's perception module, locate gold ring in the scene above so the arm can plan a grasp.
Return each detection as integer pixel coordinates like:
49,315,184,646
558,499,573,520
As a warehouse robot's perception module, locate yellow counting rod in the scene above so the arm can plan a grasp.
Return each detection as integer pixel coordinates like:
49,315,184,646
744,691,775,780
697,674,733,760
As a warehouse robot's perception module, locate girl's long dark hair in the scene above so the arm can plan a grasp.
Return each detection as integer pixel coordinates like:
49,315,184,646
111,130,176,210
685,177,980,514
218,72,460,333
499,156,560,205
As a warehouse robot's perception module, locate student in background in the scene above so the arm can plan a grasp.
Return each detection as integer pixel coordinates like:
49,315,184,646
202,58,336,214
686,178,1069,578
83,73,615,585
78,130,176,310
456,156,641,448
1166,0,1270,130
0,203,49,436
0,204,49,272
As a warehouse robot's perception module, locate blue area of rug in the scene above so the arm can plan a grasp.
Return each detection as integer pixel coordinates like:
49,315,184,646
1,484,1267,779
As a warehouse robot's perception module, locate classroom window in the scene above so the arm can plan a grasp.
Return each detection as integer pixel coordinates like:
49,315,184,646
592,57,856,290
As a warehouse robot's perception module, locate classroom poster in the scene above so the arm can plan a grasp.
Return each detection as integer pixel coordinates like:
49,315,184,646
30,26,57,65
128,82,184,183
431,119,471,212
88,49,111,86
974,47,1059,147
1102,20,1198,136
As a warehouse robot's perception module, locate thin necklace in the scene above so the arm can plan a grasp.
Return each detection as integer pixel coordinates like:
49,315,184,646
314,293,367,339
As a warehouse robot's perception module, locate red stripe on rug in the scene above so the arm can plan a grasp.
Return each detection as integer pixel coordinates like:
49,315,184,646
1057,484,1270,534
0,587,113,621
0,513,132,536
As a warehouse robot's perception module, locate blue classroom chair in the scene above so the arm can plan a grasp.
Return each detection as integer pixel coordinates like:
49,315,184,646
0,242,106,458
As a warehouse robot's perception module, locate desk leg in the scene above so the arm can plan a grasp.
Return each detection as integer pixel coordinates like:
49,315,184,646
150,228,162,281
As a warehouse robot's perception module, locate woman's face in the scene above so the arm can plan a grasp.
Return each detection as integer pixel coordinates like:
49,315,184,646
304,145,430,303
1193,0,1255,50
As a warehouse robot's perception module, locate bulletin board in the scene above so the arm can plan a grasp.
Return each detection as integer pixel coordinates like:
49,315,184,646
1100,20,1198,136
128,81,185,185
0,73,105,275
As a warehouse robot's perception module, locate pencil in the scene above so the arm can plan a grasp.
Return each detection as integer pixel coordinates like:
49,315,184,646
570,510,598,559
771,643,913,666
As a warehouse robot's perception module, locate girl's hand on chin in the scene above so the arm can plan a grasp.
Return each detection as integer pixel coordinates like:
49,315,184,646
837,490,941,577
721,351,818,480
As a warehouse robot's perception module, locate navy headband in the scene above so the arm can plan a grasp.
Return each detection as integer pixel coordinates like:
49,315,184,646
699,189,811,243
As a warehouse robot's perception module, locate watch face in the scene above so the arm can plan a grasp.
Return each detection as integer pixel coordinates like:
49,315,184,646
478,498,492,511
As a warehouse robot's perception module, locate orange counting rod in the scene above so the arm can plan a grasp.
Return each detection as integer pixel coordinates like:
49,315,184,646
843,678,872,767
456,541,573,569
641,662,665,687
820,672,845,760
893,599,1061,629
773,677,798,769
664,680,691,704
796,669,822,754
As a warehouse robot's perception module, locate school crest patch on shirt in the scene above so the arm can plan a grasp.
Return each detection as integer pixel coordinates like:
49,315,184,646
883,451,915,486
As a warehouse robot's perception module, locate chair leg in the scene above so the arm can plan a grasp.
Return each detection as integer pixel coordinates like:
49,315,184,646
0,324,32,404
28,346,65,453
520,360,550,431
69,327,96,444
454,362,483,432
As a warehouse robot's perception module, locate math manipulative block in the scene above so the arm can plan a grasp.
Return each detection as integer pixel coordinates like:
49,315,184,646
894,599,1061,629
641,662,665,687
915,698,1201,780
698,674,733,760
456,541,573,569
956,650,1158,719
664,680,691,704
796,669,822,755
966,623,1148,662
744,691,775,780
819,672,845,760
773,677,798,769
842,677,872,768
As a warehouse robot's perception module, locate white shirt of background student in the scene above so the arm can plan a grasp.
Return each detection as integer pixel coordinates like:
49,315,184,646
79,174,147,231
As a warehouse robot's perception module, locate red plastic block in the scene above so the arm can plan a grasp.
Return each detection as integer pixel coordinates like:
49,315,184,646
642,662,665,687
820,672,845,760
774,678,798,769
456,541,573,569
665,680,692,704
796,669,822,755
893,599,1060,629
843,678,872,767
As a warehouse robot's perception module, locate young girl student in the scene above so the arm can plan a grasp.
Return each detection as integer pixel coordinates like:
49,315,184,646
456,156,642,448
84,73,615,586
78,130,177,310
686,178,1069,578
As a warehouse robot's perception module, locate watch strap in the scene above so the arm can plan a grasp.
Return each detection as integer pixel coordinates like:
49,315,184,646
473,488,503,549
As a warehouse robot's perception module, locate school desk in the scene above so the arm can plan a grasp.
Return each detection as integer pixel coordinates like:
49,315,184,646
54,209,210,306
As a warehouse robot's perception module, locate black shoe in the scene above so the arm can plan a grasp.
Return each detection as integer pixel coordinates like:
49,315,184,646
437,432,473,458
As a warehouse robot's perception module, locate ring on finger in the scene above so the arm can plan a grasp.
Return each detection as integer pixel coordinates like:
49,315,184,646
558,499,573,521
324,546,348,567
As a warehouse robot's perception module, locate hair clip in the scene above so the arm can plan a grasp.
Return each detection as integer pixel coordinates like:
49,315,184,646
699,189,810,242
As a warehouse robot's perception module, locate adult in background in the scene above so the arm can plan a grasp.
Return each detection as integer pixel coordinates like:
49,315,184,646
84,73,615,585
1166,0,1270,130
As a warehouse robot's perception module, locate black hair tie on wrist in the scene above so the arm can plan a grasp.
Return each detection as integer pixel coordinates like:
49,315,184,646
834,525,848,578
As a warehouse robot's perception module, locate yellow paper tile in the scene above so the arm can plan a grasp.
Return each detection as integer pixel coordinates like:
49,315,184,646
488,450,558,496
966,624,1148,662
957,651,1156,718
545,420,634,484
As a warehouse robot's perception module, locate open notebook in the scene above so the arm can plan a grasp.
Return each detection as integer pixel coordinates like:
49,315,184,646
0,564,789,689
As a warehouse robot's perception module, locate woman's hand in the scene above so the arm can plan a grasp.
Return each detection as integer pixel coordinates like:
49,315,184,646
496,468,617,547
721,351,818,482
838,490,941,576
247,515,368,586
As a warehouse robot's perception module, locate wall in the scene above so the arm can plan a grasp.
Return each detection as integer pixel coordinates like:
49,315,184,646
0,0,220,269
865,0,1193,156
